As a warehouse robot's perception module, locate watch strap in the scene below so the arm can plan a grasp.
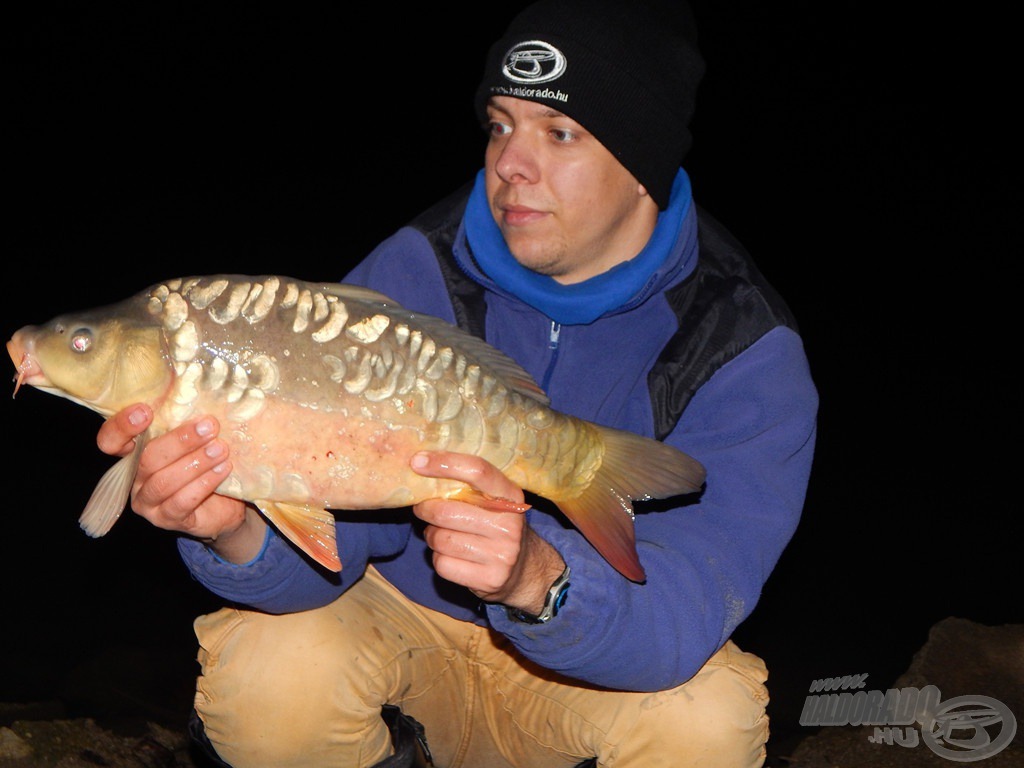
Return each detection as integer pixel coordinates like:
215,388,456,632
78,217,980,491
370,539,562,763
506,565,571,624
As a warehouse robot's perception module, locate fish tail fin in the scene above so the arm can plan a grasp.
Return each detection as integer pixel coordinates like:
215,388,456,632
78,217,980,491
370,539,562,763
555,426,706,582
254,500,342,572
79,431,149,537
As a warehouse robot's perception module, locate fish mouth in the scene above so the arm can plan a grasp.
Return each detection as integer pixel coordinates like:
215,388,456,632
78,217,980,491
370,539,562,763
7,333,47,397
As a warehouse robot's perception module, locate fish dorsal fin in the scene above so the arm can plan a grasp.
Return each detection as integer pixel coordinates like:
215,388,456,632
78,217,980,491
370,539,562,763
323,282,399,307
254,499,342,572
325,282,550,405
79,431,149,537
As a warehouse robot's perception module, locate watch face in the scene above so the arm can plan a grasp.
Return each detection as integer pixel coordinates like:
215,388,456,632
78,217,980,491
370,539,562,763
552,582,570,613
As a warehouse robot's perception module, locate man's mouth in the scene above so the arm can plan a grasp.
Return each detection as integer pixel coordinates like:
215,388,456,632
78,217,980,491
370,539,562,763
500,205,547,227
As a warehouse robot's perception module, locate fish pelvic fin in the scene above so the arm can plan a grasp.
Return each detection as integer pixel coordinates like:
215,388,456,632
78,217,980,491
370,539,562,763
79,431,149,538
555,426,707,583
254,500,341,573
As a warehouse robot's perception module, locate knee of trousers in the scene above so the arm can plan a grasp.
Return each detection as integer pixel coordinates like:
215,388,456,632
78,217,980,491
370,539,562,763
192,605,393,766
610,644,770,766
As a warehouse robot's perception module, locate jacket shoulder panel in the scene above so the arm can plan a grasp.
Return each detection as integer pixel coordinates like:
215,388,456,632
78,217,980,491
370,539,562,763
408,182,486,339
649,207,799,440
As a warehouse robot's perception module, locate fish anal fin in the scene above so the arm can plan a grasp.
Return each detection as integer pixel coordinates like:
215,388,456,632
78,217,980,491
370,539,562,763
552,426,707,582
448,487,532,514
556,489,646,582
79,431,148,538
254,499,342,572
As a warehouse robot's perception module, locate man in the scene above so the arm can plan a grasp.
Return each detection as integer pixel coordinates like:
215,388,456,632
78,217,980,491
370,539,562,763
98,1,818,765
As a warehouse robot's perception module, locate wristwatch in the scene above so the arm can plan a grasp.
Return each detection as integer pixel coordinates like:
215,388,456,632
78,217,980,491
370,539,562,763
506,565,571,624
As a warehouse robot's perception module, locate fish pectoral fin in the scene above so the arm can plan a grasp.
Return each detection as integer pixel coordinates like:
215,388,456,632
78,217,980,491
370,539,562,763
254,500,341,573
448,487,532,514
79,431,148,538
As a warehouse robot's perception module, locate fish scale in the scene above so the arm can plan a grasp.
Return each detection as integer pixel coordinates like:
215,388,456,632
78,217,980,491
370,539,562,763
7,274,707,581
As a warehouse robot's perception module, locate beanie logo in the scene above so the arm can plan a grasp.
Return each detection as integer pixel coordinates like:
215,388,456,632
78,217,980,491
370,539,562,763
501,40,566,84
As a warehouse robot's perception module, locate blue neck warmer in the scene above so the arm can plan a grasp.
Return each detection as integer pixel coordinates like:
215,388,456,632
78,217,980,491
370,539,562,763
463,168,696,325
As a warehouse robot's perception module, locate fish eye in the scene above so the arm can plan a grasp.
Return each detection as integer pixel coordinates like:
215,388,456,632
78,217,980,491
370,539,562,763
70,329,93,353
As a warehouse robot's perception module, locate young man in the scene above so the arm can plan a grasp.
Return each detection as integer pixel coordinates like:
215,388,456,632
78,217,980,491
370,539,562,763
98,1,818,765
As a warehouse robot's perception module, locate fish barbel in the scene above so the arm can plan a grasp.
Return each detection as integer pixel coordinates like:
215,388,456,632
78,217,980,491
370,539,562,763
6,275,705,580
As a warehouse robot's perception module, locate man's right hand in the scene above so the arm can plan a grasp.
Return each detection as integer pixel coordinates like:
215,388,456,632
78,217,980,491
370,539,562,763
97,404,267,563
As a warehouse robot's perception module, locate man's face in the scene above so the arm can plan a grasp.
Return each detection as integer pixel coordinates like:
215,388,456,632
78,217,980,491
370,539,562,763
484,96,658,285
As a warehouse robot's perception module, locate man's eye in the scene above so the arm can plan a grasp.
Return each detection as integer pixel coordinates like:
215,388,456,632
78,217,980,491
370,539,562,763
550,128,576,143
489,121,512,137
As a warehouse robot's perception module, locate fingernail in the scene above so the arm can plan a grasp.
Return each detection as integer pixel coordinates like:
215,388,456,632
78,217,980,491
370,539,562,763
128,407,147,426
196,418,215,437
205,441,225,459
410,453,428,469
212,461,229,474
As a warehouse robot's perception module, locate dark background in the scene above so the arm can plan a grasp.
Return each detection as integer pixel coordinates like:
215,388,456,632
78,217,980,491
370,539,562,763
2,1,1015,759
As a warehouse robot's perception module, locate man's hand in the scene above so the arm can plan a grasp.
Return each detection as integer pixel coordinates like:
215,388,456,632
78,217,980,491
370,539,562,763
410,451,565,615
97,404,267,563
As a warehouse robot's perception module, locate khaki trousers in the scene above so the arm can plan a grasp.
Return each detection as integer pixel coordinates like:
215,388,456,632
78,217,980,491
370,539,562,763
193,566,769,767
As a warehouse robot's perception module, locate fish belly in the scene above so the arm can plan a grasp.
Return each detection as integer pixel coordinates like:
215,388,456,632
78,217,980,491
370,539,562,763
184,388,601,512
200,397,450,509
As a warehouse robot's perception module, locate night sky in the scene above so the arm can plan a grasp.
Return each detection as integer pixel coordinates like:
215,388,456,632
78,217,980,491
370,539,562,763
3,1,1015,752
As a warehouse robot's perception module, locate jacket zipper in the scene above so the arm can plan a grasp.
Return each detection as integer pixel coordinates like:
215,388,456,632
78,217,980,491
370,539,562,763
540,321,561,392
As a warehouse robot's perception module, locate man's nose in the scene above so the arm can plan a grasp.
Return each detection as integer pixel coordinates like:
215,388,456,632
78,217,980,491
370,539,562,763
493,134,538,184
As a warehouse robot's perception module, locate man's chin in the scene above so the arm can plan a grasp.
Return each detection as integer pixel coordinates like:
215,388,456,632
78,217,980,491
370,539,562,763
510,252,561,278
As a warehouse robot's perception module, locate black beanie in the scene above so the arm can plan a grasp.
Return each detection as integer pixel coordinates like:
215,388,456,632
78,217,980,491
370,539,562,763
475,0,705,209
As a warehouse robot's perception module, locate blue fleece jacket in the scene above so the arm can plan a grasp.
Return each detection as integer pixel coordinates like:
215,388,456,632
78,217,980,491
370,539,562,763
177,170,818,692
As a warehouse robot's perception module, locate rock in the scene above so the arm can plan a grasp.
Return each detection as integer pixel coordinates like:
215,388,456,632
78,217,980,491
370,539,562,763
784,618,1023,767
0,719,198,768
893,617,1024,719
0,728,33,761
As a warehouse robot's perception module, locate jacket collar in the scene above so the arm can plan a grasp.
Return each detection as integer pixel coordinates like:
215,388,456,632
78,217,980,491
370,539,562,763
457,168,698,325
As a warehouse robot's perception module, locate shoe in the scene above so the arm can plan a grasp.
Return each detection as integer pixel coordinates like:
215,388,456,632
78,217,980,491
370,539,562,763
186,706,433,767
372,704,433,767
186,708,231,767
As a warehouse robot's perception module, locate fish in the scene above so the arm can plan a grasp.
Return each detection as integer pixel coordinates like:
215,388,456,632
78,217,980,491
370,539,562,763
6,275,705,581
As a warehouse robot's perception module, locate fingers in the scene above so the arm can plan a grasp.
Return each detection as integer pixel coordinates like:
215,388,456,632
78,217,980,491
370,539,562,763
418,497,524,561
410,449,526,569
130,416,240,537
410,451,524,505
97,403,153,457
96,404,248,540
420,505,530,590
422,507,524,596
410,451,529,596
408,451,565,606
418,498,550,602
135,416,226,488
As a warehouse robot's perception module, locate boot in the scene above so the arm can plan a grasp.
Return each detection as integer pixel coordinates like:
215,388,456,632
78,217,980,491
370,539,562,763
373,704,434,766
187,706,433,767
